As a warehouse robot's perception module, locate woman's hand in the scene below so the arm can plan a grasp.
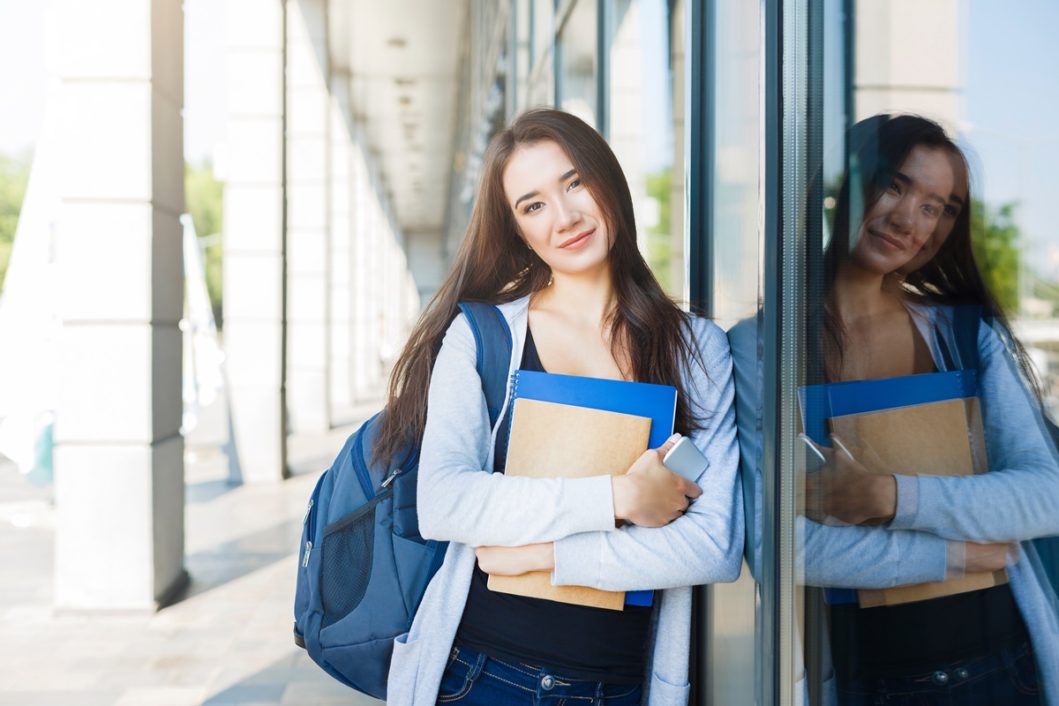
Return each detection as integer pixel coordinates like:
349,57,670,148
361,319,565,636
612,434,702,528
475,543,554,576
804,436,897,526
960,541,1016,574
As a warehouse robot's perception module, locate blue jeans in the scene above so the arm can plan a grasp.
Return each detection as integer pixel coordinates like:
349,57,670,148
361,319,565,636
435,644,644,706
837,640,1041,706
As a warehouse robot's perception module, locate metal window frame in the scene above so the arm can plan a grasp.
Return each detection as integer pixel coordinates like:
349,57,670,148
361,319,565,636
760,0,825,704
685,0,713,315
684,5,712,697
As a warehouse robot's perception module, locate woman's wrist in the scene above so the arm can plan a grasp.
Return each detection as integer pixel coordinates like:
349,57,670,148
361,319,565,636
874,474,897,522
611,475,630,522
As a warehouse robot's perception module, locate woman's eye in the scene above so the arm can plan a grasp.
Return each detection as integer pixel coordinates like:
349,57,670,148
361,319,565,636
943,204,959,218
567,178,582,190
888,180,901,194
524,202,543,214
922,204,938,217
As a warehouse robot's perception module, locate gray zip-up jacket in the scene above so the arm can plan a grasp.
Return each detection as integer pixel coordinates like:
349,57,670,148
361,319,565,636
385,295,744,705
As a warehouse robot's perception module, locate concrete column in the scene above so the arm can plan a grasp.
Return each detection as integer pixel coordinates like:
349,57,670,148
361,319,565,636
52,0,186,610
222,0,287,483
854,0,961,131
329,67,354,418
285,0,331,432
350,141,377,402
367,172,387,389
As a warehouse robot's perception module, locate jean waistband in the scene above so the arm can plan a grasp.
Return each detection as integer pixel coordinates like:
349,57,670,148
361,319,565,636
839,639,1035,693
448,644,643,701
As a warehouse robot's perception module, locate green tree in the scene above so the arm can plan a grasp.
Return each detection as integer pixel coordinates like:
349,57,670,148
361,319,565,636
970,198,1020,316
185,160,224,328
645,168,673,293
0,154,30,293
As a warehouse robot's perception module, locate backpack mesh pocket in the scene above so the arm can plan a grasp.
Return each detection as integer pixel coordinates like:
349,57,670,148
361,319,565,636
320,496,382,627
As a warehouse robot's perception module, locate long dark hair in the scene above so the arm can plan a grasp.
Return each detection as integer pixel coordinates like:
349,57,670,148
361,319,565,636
373,108,704,467
822,114,1039,395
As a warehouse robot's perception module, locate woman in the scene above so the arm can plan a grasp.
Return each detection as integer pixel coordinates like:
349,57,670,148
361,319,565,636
376,109,743,705
738,114,1059,705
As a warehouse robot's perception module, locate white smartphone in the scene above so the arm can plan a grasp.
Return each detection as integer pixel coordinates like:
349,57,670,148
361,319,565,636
662,436,709,481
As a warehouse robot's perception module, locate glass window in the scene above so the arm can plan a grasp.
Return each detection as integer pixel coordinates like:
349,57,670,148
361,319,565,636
703,0,764,702
719,2,1059,704
556,0,598,127
604,0,682,298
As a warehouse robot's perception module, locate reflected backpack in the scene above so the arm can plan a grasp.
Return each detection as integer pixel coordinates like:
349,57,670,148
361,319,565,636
293,302,512,699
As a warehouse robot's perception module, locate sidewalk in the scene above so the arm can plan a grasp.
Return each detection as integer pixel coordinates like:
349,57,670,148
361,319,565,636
0,417,382,706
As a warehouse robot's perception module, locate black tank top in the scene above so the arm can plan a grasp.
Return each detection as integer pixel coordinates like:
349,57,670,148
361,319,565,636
454,327,652,683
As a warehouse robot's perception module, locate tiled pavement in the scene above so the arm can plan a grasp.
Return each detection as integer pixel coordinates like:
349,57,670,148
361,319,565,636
0,414,382,706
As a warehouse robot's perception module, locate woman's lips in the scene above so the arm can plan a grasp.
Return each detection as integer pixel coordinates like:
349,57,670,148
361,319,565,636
869,228,904,251
559,228,595,250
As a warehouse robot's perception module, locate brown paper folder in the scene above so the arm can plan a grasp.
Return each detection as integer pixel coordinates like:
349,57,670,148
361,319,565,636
829,397,1007,608
486,398,651,611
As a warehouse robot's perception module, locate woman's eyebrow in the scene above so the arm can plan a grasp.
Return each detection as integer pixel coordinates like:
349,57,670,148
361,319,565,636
514,190,539,209
513,169,579,209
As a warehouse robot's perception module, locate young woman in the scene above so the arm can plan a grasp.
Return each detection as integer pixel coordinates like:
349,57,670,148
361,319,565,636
375,109,743,705
738,114,1059,705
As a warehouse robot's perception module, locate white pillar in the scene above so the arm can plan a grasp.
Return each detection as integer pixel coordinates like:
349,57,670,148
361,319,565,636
350,140,377,402
222,0,287,483
854,0,962,131
329,67,354,418
285,0,331,432
52,0,186,610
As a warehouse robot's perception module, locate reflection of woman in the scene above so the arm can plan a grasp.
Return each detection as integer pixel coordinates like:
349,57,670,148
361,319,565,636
813,115,1059,705
735,115,1059,705
377,109,743,706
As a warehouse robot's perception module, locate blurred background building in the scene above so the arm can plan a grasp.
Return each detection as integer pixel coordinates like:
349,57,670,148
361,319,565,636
0,0,1057,704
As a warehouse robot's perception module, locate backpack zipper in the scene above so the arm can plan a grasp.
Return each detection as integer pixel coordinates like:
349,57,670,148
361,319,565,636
380,468,401,488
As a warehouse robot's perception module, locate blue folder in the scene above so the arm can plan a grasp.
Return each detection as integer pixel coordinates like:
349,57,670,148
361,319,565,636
509,369,678,607
800,370,978,447
799,370,979,604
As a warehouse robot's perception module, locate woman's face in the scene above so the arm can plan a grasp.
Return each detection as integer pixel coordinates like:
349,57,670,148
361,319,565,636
502,139,612,278
850,144,956,276
899,151,968,274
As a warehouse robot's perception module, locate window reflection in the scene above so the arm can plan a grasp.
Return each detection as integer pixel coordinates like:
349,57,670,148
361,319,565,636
731,3,1059,704
604,0,682,298
557,0,598,126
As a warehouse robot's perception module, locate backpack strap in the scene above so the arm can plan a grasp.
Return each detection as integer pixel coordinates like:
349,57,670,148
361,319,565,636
458,301,513,429
946,304,984,372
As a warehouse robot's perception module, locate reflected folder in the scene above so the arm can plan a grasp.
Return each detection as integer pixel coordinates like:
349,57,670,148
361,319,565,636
801,371,1007,607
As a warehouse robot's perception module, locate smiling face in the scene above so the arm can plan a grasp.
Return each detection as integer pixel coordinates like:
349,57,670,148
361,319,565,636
850,144,957,275
900,150,968,274
502,139,612,279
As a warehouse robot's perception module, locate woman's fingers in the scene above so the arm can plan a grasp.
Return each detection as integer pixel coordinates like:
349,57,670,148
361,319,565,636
963,541,1014,573
678,477,702,499
655,433,682,460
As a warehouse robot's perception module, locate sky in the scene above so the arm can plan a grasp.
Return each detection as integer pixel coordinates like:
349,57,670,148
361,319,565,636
965,0,1059,274
1,0,1057,268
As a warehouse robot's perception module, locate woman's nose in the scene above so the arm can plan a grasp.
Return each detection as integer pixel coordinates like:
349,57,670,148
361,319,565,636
554,197,582,230
886,195,915,234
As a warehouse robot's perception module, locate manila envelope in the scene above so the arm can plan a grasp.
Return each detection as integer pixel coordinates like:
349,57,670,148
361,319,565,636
487,398,651,611
829,397,1007,608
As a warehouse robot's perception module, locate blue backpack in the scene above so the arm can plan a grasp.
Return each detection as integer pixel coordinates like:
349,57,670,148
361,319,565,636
293,302,512,699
